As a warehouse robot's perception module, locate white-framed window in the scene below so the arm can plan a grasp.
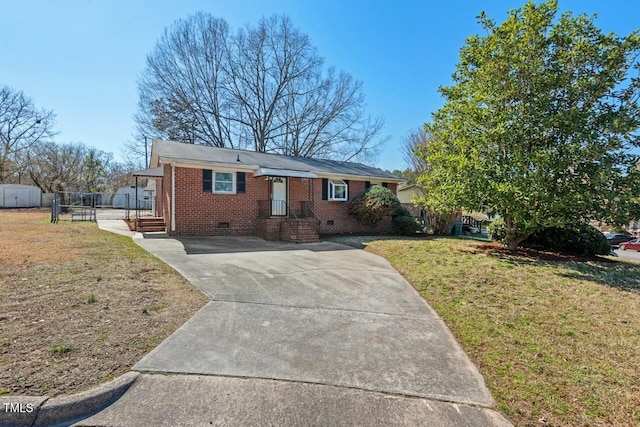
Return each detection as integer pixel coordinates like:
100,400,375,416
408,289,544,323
329,179,348,201
214,172,234,193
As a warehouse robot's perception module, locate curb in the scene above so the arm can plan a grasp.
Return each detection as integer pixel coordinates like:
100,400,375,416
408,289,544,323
1,372,139,427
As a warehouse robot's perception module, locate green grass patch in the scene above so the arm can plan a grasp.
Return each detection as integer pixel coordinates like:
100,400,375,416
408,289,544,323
51,343,71,354
361,237,640,427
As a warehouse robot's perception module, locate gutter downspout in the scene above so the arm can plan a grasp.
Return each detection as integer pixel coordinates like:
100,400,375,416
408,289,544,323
171,162,176,232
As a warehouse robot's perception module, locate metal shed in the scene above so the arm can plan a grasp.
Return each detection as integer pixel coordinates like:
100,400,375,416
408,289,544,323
112,186,152,209
0,184,42,208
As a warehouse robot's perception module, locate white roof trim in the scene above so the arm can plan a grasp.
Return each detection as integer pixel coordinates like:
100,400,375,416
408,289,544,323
314,173,404,183
254,167,318,179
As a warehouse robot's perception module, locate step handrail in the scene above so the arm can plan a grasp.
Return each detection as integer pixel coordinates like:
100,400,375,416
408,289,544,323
300,201,321,234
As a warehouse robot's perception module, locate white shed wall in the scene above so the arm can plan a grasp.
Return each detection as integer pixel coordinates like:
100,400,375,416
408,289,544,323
0,185,42,208
112,187,151,209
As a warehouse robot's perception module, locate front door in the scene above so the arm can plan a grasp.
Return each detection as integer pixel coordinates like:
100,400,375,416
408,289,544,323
271,177,287,216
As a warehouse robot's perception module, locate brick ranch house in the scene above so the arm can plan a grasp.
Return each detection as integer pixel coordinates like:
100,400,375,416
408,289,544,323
135,140,403,242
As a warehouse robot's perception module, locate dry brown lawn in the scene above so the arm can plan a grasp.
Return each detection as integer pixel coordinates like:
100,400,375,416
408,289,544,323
0,209,207,396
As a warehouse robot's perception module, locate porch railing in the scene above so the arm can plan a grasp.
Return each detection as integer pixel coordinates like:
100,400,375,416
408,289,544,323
124,194,156,220
257,199,300,235
257,200,325,240
300,201,322,234
462,215,483,233
258,200,294,218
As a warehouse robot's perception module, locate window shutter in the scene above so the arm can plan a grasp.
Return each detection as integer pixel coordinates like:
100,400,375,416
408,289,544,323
343,180,349,199
321,178,328,200
365,181,371,190
203,169,212,192
382,182,388,188
236,172,246,193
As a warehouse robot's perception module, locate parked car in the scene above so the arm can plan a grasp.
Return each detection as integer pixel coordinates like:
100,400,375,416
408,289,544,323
619,239,640,251
607,233,636,248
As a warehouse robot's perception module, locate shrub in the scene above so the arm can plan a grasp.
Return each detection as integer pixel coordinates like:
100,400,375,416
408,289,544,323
422,209,460,235
391,205,423,235
487,218,507,243
522,224,611,256
392,215,422,235
348,186,400,227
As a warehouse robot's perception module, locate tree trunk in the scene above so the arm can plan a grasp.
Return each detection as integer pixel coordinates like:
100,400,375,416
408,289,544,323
506,237,522,251
504,213,527,251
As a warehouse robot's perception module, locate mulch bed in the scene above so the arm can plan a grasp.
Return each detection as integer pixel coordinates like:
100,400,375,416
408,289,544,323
472,242,616,263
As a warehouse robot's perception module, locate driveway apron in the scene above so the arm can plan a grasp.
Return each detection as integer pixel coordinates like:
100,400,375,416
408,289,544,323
132,236,494,407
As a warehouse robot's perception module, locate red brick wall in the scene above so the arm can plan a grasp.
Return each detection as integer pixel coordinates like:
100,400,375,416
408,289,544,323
256,218,282,240
164,165,399,236
170,167,269,236
289,177,314,215
401,202,421,217
311,181,397,235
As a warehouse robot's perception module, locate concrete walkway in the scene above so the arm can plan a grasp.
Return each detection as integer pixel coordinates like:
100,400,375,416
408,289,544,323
96,219,134,237
83,233,511,426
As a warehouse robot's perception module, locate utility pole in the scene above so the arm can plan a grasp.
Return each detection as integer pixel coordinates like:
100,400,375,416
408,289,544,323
144,136,148,168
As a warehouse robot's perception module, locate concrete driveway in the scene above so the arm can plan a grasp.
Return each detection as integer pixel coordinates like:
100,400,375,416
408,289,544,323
83,235,510,426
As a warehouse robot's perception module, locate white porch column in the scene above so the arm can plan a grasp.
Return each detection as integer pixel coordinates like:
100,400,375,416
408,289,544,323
171,162,176,232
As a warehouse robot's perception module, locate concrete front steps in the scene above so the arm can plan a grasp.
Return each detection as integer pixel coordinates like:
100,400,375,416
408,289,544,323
280,219,320,243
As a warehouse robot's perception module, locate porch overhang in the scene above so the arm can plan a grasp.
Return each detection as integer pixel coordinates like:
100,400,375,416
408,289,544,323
131,166,164,178
254,167,317,179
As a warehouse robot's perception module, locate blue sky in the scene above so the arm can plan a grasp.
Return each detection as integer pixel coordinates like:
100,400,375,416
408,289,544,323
1,0,638,171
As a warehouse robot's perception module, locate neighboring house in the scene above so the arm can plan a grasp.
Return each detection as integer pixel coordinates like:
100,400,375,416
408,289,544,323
139,140,403,241
397,183,423,218
397,183,492,234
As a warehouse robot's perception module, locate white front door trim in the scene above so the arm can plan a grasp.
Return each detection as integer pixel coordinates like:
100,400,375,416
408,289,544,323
271,177,287,216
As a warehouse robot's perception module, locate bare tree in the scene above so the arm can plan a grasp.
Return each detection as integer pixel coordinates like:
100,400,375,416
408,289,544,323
134,13,384,164
402,127,430,175
106,161,137,191
24,141,86,193
402,127,459,234
120,140,149,171
0,86,55,183
24,141,124,193
135,13,234,148
275,67,385,162
226,15,322,152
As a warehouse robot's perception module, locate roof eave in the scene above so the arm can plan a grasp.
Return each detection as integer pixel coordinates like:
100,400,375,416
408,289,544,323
157,156,259,172
157,154,403,183
314,172,404,183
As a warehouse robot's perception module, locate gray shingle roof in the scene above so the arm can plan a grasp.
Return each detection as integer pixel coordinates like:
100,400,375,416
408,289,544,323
152,140,402,181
